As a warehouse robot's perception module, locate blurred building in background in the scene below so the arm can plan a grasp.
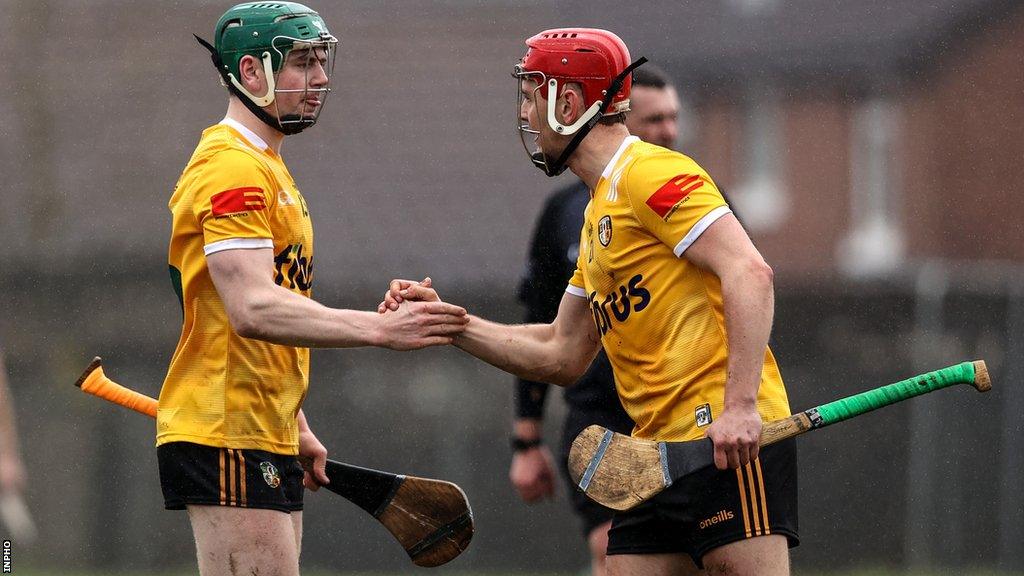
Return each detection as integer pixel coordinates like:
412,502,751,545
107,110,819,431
0,0,1021,573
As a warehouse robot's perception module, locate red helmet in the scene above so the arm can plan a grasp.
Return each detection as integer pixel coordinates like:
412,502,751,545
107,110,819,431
514,28,645,177
520,28,634,117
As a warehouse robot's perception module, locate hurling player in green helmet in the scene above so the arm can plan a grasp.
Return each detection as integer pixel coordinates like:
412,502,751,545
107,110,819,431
158,4,469,575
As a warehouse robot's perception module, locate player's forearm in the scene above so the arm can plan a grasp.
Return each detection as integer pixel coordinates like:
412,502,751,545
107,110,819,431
232,284,384,348
297,409,312,432
720,259,775,408
455,316,583,386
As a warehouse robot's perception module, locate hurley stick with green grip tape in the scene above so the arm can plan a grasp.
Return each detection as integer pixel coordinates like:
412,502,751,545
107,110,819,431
568,360,991,511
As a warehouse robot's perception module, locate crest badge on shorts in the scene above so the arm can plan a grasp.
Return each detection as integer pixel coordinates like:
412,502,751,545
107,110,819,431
260,461,281,488
695,403,713,427
598,215,612,247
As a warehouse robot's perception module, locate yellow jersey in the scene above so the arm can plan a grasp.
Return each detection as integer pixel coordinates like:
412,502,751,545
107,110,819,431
568,136,790,441
158,119,314,454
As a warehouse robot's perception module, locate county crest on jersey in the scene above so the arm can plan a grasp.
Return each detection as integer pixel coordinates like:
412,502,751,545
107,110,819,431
567,136,791,442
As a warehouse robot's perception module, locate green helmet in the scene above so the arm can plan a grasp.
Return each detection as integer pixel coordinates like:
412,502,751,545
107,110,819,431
198,2,338,134
215,2,332,89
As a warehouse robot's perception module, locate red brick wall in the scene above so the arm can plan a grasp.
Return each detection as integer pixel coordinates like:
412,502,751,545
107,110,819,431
691,6,1024,280
901,8,1024,262
692,91,854,281
770,96,853,276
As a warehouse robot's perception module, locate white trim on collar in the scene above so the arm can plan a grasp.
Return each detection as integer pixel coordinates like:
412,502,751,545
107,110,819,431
601,135,640,180
220,118,270,152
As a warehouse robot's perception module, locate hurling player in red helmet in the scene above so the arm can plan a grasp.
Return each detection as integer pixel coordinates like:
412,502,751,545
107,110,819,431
384,28,797,576
508,62,684,576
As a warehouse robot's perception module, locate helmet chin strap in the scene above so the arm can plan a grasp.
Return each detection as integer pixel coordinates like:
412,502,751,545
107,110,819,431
532,56,648,177
194,34,311,136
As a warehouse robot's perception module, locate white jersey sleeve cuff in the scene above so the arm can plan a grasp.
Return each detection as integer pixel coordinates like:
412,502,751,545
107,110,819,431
673,206,733,257
203,237,274,256
565,284,588,298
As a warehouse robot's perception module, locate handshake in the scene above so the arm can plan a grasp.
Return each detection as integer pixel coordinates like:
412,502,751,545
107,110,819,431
372,277,470,351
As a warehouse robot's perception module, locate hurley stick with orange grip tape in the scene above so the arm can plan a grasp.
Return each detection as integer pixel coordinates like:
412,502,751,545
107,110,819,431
75,357,472,568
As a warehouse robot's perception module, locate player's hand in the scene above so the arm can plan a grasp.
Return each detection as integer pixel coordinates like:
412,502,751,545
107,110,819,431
298,428,329,491
704,403,762,470
377,297,468,350
377,277,438,313
509,445,557,502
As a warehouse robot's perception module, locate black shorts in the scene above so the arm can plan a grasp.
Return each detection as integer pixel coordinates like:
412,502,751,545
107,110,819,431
157,441,305,513
559,406,636,536
606,438,799,566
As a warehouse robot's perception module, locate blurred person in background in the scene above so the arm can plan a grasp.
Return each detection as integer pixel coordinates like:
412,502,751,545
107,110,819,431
383,28,796,576
0,344,36,544
508,64,681,576
0,349,26,499
160,3,467,575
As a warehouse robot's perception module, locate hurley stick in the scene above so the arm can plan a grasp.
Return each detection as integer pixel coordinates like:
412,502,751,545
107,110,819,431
74,357,473,567
569,360,991,511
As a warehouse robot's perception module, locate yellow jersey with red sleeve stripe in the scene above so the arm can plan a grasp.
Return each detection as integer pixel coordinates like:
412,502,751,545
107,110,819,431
158,118,314,455
567,136,790,442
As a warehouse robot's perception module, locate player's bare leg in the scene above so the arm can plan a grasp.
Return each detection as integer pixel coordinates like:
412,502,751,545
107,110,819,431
291,510,304,560
586,520,612,576
700,534,789,576
188,505,300,576
606,552,702,576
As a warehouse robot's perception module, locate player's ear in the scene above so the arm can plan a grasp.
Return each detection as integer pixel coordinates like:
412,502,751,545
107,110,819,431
556,85,583,127
238,54,265,94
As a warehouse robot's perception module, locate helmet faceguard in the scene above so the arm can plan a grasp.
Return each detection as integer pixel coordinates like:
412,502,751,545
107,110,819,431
514,28,647,177
196,2,338,135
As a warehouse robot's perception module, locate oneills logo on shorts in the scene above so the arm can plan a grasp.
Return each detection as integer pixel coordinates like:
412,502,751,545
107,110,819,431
260,462,281,488
598,215,613,246
699,509,735,529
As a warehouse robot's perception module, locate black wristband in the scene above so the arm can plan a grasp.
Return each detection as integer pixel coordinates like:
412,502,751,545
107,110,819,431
510,437,543,452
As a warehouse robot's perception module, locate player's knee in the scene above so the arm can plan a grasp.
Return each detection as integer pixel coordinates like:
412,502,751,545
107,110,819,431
587,521,611,558
227,550,245,575
221,546,297,576
705,558,736,576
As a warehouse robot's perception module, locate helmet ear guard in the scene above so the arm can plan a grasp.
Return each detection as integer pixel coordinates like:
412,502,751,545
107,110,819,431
544,78,606,136
228,50,277,107
195,34,301,134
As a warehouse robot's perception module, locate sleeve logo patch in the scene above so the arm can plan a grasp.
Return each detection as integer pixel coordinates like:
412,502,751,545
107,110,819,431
212,187,267,216
645,174,703,220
